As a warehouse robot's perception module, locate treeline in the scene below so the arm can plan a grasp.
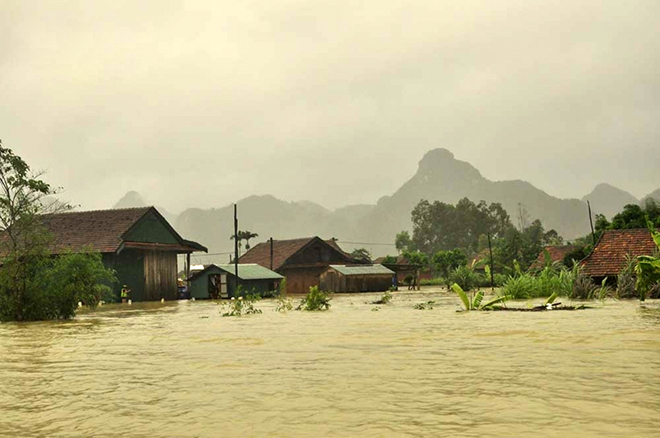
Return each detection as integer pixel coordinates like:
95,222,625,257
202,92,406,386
391,198,564,284
567,199,660,262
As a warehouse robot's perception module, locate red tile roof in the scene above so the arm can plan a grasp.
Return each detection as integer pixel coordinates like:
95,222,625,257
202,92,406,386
581,228,659,277
374,255,408,265
41,207,151,254
239,237,354,270
0,207,206,255
529,245,576,271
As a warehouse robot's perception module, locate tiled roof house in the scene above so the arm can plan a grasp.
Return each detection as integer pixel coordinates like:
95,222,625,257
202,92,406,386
1,207,207,301
581,228,659,280
239,236,356,293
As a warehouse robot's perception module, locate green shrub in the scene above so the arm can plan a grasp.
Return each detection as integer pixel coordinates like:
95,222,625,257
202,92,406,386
297,286,331,311
449,265,478,291
501,273,538,299
221,295,262,317
616,256,637,299
371,290,392,305
275,297,293,312
569,271,597,300
0,250,117,322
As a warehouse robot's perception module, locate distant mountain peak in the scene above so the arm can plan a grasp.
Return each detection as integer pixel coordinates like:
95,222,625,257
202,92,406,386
114,191,147,209
582,183,638,219
416,148,483,181
641,188,660,205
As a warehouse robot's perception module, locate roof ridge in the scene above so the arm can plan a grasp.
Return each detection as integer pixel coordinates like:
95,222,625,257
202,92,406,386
46,206,153,216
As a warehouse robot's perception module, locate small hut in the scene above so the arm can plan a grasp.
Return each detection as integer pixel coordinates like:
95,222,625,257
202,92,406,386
528,245,576,271
319,264,394,293
188,263,283,299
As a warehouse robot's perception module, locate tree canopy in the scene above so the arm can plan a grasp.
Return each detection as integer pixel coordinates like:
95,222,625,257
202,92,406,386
409,198,511,256
0,141,116,321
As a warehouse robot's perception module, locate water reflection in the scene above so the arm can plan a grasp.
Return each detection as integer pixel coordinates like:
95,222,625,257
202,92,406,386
1,292,659,438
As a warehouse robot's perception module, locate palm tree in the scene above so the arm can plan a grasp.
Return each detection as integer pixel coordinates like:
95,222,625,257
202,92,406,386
230,230,259,255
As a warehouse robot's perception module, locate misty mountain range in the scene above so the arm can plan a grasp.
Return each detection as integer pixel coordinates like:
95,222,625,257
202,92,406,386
112,149,659,259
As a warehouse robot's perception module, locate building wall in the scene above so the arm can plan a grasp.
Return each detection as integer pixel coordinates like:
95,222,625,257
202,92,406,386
190,269,279,299
280,267,326,294
287,242,352,266
103,250,145,302
320,271,393,292
123,211,180,244
143,250,178,301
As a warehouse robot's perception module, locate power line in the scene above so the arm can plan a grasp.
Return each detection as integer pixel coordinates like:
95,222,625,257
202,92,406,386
337,241,396,246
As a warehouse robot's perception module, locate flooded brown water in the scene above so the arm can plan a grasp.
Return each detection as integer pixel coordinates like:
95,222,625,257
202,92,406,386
1,289,659,438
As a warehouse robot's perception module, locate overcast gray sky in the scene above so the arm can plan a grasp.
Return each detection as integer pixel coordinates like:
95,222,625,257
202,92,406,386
1,0,658,212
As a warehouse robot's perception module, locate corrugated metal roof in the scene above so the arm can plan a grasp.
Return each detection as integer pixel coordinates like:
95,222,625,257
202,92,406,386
217,264,284,280
328,264,394,276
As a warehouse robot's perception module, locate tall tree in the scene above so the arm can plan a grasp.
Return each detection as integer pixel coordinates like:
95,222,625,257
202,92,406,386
0,141,115,321
433,249,467,289
395,231,413,253
402,251,429,290
410,197,512,256
349,248,372,262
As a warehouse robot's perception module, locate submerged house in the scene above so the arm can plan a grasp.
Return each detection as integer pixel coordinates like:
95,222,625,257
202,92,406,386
581,228,659,283
528,245,576,271
319,264,394,293
37,207,207,301
188,263,283,299
373,255,430,286
238,237,357,294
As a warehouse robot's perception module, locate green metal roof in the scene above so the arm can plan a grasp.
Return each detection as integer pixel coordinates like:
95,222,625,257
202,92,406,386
328,264,394,276
216,264,284,280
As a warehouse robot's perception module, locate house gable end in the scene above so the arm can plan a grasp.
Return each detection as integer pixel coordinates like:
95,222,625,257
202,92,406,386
122,209,181,245
284,237,353,266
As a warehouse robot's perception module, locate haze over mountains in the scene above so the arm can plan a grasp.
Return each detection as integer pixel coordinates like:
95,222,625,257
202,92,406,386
113,149,659,260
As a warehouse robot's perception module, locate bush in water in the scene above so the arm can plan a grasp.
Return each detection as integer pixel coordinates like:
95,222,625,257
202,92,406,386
297,286,331,311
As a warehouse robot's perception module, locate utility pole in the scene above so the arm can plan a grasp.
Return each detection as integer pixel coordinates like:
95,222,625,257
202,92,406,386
234,203,239,290
270,237,274,270
587,201,596,246
487,232,495,293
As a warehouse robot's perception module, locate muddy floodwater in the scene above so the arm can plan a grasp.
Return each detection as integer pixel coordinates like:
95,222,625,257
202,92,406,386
1,289,659,438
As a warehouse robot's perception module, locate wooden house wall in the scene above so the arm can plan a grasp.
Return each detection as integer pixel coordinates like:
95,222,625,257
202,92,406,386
123,211,180,244
286,242,351,266
280,267,326,294
103,250,145,302
143,250,178,301
320,271,393,293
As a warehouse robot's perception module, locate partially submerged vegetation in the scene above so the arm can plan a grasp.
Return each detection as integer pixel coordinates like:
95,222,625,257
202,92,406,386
451,284,508,311
0,143,117,322
634,221,660,301
371,289,392,305
296,286,331,311
221,294,262,317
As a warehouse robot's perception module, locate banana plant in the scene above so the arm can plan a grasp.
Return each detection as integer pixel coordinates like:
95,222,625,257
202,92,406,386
452,283,508,311
635,220,660,302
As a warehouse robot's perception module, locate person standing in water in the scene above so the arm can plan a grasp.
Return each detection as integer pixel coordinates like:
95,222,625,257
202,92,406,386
120,285,131,303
